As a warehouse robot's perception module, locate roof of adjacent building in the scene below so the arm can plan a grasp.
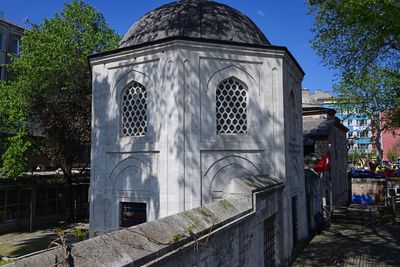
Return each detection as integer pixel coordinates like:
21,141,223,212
119,0,270,48
302,105,336,116
303,116,348,145
303,117,333,137
0,18,26,32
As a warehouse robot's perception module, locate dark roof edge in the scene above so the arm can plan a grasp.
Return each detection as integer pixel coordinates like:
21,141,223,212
88,36,305,75
302,106,336,116
0,18,27,32
334,117,349,132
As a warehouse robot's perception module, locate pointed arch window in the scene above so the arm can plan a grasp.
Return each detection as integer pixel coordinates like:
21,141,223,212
121,81,147,137
216,77,248,134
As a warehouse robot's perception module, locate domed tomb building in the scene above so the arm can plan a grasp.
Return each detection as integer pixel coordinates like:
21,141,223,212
89,0,307,255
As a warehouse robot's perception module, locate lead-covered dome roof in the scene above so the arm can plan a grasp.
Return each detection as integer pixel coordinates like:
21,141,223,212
120,0,270,48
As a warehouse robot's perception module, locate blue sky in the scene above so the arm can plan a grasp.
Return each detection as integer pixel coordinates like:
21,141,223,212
1,0,337,92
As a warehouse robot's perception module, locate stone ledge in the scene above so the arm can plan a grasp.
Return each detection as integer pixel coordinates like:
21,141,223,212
7,174,286,267
6,197,252,267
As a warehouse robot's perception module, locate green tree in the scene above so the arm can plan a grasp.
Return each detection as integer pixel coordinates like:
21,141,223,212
387,150,398,162
0,0,119,217
387,141,400,162
0,77,34,177
333,67,399,161
349,150,367,166
308,0,400,129
0,0,119,179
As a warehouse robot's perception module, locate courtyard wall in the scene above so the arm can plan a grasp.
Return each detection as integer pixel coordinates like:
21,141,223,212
8,177,297,266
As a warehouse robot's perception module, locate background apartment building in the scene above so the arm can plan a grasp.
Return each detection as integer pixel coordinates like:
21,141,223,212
0,14,25,81
305,89,374,155
331,107,373,153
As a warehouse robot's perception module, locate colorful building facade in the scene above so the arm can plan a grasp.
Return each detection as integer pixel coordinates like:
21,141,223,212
303,90,374,155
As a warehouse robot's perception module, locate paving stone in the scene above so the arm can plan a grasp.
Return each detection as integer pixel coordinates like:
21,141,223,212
292,218,400,266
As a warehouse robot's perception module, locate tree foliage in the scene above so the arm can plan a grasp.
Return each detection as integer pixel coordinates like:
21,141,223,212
309,0,399,75
333,68,399,160
348,150,367,166
0,0,119,178
308,0,400,129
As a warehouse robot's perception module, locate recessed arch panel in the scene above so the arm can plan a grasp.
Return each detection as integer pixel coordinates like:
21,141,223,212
203,155,261,203
109,157,152,195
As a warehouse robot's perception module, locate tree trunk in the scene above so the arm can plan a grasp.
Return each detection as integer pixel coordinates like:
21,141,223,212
375,128,383,164
372,114,384,165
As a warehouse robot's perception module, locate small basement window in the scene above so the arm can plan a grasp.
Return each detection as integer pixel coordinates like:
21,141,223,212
119,202,147,228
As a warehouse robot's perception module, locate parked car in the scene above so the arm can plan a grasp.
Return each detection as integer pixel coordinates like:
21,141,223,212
348,169,384,179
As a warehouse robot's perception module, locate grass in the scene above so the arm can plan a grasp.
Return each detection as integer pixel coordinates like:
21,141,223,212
0,259,9,266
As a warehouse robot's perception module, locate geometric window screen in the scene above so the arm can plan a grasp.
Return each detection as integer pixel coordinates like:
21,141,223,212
264,214,277,267
119,202,147,227
122,81,147,137
216,77,248,134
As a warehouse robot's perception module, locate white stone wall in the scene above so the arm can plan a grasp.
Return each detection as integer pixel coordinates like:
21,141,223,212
330,125,350,205
89,40,307,251
8,184,296,267
283,58,309,252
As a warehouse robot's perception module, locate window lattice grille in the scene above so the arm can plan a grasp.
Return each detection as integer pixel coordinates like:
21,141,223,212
119,202,147,227
122,82,147,137
216,78,248,134
264,214,277,267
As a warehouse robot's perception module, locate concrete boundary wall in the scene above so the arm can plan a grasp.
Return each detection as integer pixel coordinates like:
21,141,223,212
7,176,288,266
351,178,386,204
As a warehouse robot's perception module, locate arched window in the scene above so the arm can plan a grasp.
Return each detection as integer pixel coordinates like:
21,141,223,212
121,81,147,137
216,77,248,134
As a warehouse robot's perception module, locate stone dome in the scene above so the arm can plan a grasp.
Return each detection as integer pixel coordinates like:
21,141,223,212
120,0,270,48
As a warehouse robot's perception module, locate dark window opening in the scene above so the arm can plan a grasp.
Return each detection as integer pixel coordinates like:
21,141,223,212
0,34,3,50
11,38,20,55
388,188,396,197
292,196,298,246
120,202,147,228
304,145,315,156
